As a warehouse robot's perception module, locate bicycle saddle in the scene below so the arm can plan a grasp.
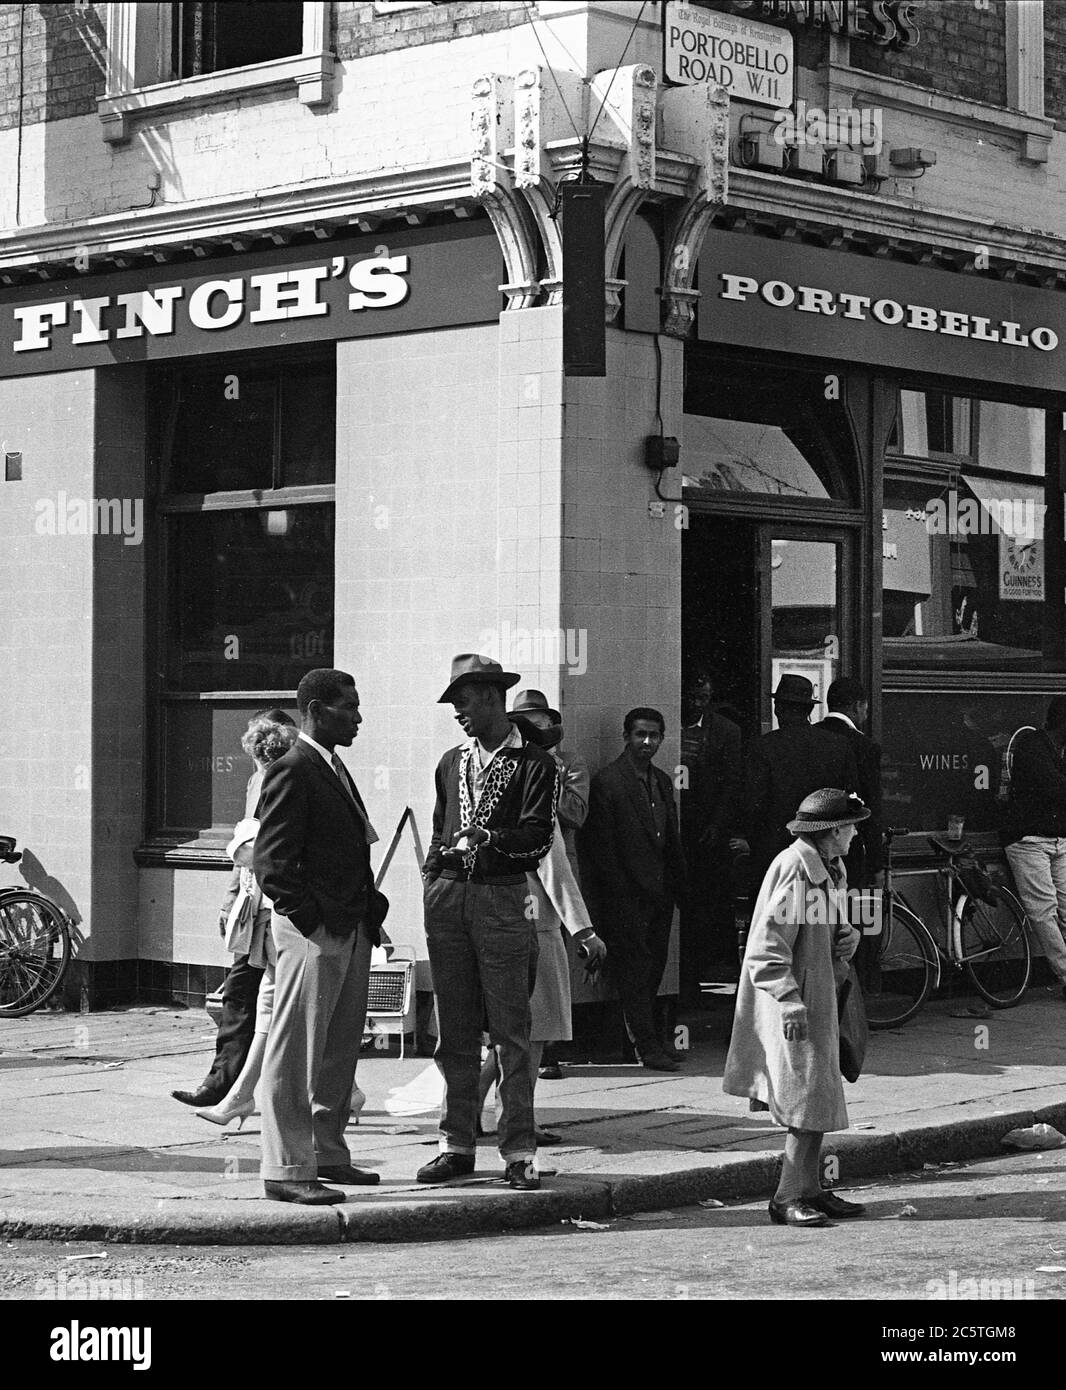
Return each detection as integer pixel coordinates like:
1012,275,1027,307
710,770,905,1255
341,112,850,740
0,835,20,864
927,835,973,858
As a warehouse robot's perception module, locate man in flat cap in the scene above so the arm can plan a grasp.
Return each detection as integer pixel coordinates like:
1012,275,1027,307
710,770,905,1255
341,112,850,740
417,655,558,1191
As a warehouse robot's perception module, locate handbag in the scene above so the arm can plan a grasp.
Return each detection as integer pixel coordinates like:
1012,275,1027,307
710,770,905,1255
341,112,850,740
837,962,868,1083
223,871,259,955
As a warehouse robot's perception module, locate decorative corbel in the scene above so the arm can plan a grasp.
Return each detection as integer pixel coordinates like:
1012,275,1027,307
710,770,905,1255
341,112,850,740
471,74,540,310
513,67,563,304
660,84,730,338
595,65,658,322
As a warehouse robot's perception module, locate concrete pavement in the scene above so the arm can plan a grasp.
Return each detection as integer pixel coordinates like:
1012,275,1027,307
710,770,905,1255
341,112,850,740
1,992,1064,1244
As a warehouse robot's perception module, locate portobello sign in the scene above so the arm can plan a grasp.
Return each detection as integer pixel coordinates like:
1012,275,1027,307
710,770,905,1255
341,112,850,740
0,222,502,377
698,228,1066,392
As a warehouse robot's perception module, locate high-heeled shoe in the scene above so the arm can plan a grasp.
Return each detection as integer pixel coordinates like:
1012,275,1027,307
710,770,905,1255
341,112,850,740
350,1085,366,1126
196,1098,255,1129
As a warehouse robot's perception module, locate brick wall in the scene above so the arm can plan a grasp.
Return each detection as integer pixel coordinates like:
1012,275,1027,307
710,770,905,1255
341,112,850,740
850,0,1007,108
333,1,528,60
0,1,106,133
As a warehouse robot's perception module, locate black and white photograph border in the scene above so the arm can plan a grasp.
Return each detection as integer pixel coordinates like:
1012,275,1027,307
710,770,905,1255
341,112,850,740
0,0,1064,1350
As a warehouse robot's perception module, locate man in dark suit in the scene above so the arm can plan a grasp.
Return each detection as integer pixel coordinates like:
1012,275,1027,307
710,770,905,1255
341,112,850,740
745,675,861,891
680,673,742,999
581,708,687,1072
816,677,883,888
253,668,387,1205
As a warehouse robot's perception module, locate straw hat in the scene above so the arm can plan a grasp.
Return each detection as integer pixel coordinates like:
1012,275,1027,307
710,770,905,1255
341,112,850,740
786,788,871,835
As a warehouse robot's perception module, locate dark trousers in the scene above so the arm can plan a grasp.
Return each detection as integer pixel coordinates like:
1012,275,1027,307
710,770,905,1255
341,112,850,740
425,877,538,1163
200,955,264,1098
603,900,674,1059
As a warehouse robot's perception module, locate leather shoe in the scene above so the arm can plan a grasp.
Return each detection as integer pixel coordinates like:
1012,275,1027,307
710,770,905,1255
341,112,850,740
767,1197,830,1228
534,1129,562,1145
640,1052,680,1073
317,1164,380,1186
504,1160,540,1190
171,1087,222,1107
538,1063,564,1080
810,1190,866,1219
661,1043,688,1062
263,1180,345,1206
416,1152,475,1183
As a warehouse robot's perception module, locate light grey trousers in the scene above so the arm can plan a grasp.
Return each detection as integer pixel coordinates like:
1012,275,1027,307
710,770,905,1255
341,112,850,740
259,911,372,1183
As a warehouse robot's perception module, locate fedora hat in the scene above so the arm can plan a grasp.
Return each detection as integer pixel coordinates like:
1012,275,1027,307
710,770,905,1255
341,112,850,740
438,653,521,704
510,689,561,723
787,788,871,835
773,674,817,706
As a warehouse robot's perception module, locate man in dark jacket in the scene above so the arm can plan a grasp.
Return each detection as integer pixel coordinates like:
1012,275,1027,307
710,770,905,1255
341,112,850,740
1003,696,1066,998
581,708,687,1072
746,674,861,890
418,654,558,1191
816,677,883,888
254,670,387,1205
679,673,742,997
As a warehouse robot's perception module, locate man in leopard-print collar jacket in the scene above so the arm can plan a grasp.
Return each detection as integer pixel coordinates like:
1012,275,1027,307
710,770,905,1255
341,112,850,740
417,655,558,1192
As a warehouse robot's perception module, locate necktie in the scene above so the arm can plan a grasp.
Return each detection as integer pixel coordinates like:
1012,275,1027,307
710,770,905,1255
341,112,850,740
331,753,372,842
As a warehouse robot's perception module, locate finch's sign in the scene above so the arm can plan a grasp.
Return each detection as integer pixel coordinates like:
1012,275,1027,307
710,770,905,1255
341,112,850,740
0,222,501,377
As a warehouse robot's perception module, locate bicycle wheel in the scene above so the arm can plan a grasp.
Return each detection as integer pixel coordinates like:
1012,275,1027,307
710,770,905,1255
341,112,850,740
0,892,71,1017
861,899,936,1029
958,886,1031,1008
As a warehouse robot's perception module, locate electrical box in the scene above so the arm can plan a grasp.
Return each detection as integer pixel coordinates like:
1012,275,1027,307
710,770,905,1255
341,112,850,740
826,150,865,186
740,134,787,172
789,143,825,177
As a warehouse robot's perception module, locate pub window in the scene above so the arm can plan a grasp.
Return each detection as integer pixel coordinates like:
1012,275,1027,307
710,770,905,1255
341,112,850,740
883,392,1050,672
149,348,335,847
171,2,303,77
682,353,858,504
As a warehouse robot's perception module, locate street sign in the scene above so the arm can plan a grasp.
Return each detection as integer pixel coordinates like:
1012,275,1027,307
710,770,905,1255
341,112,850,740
664,2,794,108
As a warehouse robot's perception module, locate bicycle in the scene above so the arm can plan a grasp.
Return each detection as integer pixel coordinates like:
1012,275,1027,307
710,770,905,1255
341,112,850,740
0,836,74,1017
862,826,1032,1030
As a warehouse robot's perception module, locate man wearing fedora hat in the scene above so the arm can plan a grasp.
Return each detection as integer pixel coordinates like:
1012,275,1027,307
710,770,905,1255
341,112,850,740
509,689,590,867
418,655,559,1191
745,675,861,892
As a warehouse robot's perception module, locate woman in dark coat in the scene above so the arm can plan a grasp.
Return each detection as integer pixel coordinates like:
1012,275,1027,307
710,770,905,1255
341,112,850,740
724,788,870,1227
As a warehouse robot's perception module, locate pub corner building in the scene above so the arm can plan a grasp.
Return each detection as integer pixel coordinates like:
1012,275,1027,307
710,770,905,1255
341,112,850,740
2,0,1066,1012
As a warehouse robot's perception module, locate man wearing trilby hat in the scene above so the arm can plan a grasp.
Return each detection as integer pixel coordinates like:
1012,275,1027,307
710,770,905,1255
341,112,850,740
417,654,558,1191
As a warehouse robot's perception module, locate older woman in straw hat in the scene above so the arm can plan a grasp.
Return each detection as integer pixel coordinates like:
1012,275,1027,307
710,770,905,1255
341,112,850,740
723,787,870,1228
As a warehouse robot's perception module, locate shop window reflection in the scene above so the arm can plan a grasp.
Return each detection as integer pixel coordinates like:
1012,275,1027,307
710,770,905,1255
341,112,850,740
683,352,857,504
883,393,1048,672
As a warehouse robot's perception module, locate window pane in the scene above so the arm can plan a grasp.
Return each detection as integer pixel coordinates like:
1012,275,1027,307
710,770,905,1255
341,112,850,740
977,401,1044,475
167,367,276,493
882,478,1045,670
682,416,831,498
882,691,1049,835
896,390,972,458
166,505,334,692
213,3,303,70
683,356,857,503
279,362,337,486
771,540,839,723
160,700,297,834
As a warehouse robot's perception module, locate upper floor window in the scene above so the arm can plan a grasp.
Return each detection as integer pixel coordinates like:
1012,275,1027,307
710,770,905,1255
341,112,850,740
172,2,303,79
100,2,332,143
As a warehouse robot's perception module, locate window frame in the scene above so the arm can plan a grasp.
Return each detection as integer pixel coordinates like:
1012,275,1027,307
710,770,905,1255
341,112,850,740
100,1,333,145
139,345,336,866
